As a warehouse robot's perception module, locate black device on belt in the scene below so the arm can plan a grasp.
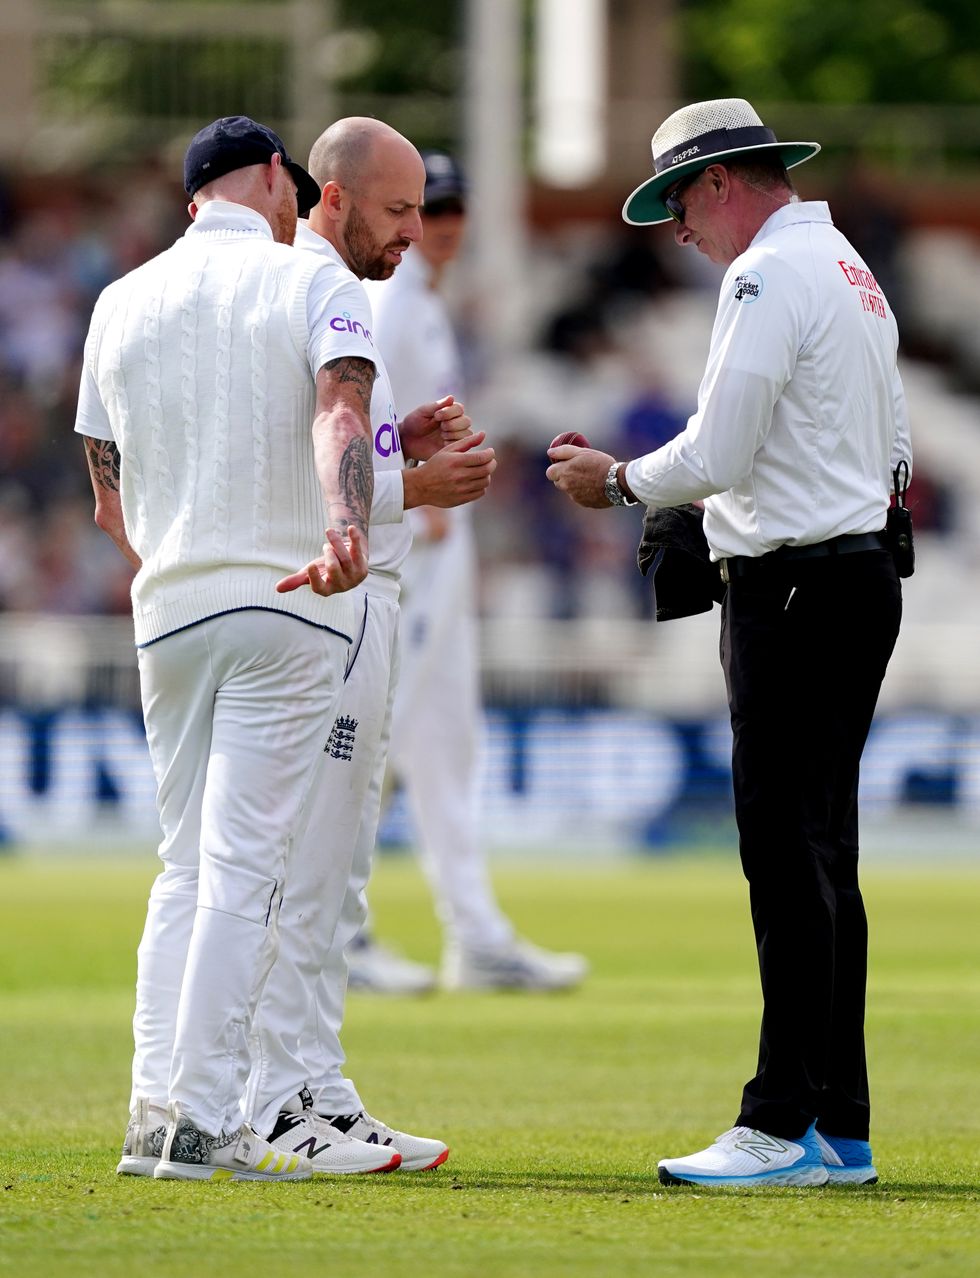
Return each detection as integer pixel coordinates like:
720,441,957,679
719,531,886,584
886,461,915,578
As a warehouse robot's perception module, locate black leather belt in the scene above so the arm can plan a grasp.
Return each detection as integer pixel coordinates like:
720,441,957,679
719,531,886,583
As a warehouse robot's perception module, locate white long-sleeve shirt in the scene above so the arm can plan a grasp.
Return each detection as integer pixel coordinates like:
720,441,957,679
624,201,912,561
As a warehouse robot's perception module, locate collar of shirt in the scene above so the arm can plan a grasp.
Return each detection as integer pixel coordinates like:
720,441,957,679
295,219,352,271
750,199,833,248
184,200,274,241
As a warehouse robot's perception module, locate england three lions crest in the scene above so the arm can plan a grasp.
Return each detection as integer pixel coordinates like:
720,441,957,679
325,714,358,762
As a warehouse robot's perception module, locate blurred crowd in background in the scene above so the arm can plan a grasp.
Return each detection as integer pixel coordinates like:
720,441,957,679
0,152,963,625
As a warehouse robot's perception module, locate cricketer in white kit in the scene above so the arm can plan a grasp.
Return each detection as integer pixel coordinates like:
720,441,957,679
244,120,497,1171
75,115,380,1181
353,151,589,993
365,244,513,957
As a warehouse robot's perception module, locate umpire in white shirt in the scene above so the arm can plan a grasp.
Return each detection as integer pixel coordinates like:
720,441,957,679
548,98,909,1189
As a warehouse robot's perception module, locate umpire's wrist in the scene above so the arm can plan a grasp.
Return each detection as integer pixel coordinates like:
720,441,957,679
604,461,639,507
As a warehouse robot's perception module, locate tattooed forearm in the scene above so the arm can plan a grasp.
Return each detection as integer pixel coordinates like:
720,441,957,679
330,436,374,537
323,356,376,417
84,436,122,492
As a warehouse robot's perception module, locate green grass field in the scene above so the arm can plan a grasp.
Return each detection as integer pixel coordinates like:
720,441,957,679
1,850,978,1277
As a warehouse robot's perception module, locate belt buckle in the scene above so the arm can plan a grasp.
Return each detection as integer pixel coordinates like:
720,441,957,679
719,560,730,585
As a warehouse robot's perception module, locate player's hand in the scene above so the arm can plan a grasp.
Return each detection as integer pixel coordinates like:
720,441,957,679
275,525,368,595
406,431,496,509
545,446,617,509
401,395,473,461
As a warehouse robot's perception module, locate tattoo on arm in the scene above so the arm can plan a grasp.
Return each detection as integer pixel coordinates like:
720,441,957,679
322,356,376,417
84,437,121,492
332,436,374,537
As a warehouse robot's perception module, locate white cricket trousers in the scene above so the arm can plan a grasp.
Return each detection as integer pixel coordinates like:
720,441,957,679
247,582,400,1134
131,610,348,1136
389,523,512,950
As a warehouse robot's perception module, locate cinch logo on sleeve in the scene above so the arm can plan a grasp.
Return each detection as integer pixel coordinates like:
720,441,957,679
329,311,373,343
734,270,763,302
838,260,887,319
375,403,402,458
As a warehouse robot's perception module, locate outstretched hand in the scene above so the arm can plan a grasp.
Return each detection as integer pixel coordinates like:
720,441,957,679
275,525,369,596
401,395,472,461
406,430,497,509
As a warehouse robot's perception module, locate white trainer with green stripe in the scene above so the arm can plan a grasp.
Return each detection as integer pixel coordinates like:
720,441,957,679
154,1103,313,1181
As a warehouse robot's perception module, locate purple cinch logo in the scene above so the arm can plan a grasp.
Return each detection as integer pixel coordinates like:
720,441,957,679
375,405,402,458
329,310,373,344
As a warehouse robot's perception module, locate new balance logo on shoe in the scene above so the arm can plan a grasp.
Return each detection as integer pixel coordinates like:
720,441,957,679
364,1131,394,1146
293,1135,336,1160
732,1131,790,1165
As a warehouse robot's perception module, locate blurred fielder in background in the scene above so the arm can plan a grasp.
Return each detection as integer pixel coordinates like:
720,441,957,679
354,150,589,995
548,97,909,1189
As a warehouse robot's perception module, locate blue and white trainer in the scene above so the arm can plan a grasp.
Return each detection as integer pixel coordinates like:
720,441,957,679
815,1130,878,1184
658,1123,830,1187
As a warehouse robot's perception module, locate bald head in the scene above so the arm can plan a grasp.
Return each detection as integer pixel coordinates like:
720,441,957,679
308,117,414,192
306,117,426,280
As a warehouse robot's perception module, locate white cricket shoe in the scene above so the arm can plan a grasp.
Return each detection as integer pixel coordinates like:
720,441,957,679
442,937,589,991
321,1109,449,1171
347,936,437,995
116,1097,168,1176
658,1123,829,1187
154,1103,312,1181
267,1094,401,1174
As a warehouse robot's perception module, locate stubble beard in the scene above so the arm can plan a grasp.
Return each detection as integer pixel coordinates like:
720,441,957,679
343,203,402,281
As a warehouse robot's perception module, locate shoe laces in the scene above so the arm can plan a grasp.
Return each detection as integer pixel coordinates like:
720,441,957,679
358,1111,397,1140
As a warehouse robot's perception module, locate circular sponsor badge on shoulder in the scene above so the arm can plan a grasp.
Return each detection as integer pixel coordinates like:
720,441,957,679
734,270,764,303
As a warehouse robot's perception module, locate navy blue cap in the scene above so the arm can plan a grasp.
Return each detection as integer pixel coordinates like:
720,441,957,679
184,115,321,216
422,151,467,206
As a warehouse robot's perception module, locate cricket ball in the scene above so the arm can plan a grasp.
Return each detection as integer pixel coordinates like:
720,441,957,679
549,431,591,449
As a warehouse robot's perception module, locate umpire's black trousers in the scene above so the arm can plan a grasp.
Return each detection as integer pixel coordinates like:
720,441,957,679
720,543,902,1141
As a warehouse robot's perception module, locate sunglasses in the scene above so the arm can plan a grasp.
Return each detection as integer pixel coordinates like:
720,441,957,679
664,170,705,225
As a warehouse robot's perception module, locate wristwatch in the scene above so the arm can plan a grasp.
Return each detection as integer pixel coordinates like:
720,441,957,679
604,462,638,507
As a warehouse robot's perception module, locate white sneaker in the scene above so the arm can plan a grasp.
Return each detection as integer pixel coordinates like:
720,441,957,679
116,1097,168,1176
321,1109,449,1171
154,1103,312,1181
658,1123,829,1188
267,1094,401,1174
347,936,437,995
442,938,589,991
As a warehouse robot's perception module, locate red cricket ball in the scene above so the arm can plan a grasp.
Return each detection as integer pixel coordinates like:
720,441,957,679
549,431,591,450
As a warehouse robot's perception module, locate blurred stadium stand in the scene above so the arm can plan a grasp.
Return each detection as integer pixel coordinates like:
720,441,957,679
1,0,978,852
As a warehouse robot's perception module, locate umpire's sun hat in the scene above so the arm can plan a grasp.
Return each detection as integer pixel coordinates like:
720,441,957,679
623,98,820,226
184,115,322,216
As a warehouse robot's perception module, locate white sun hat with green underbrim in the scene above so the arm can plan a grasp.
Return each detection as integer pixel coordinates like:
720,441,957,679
623,97,821,226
